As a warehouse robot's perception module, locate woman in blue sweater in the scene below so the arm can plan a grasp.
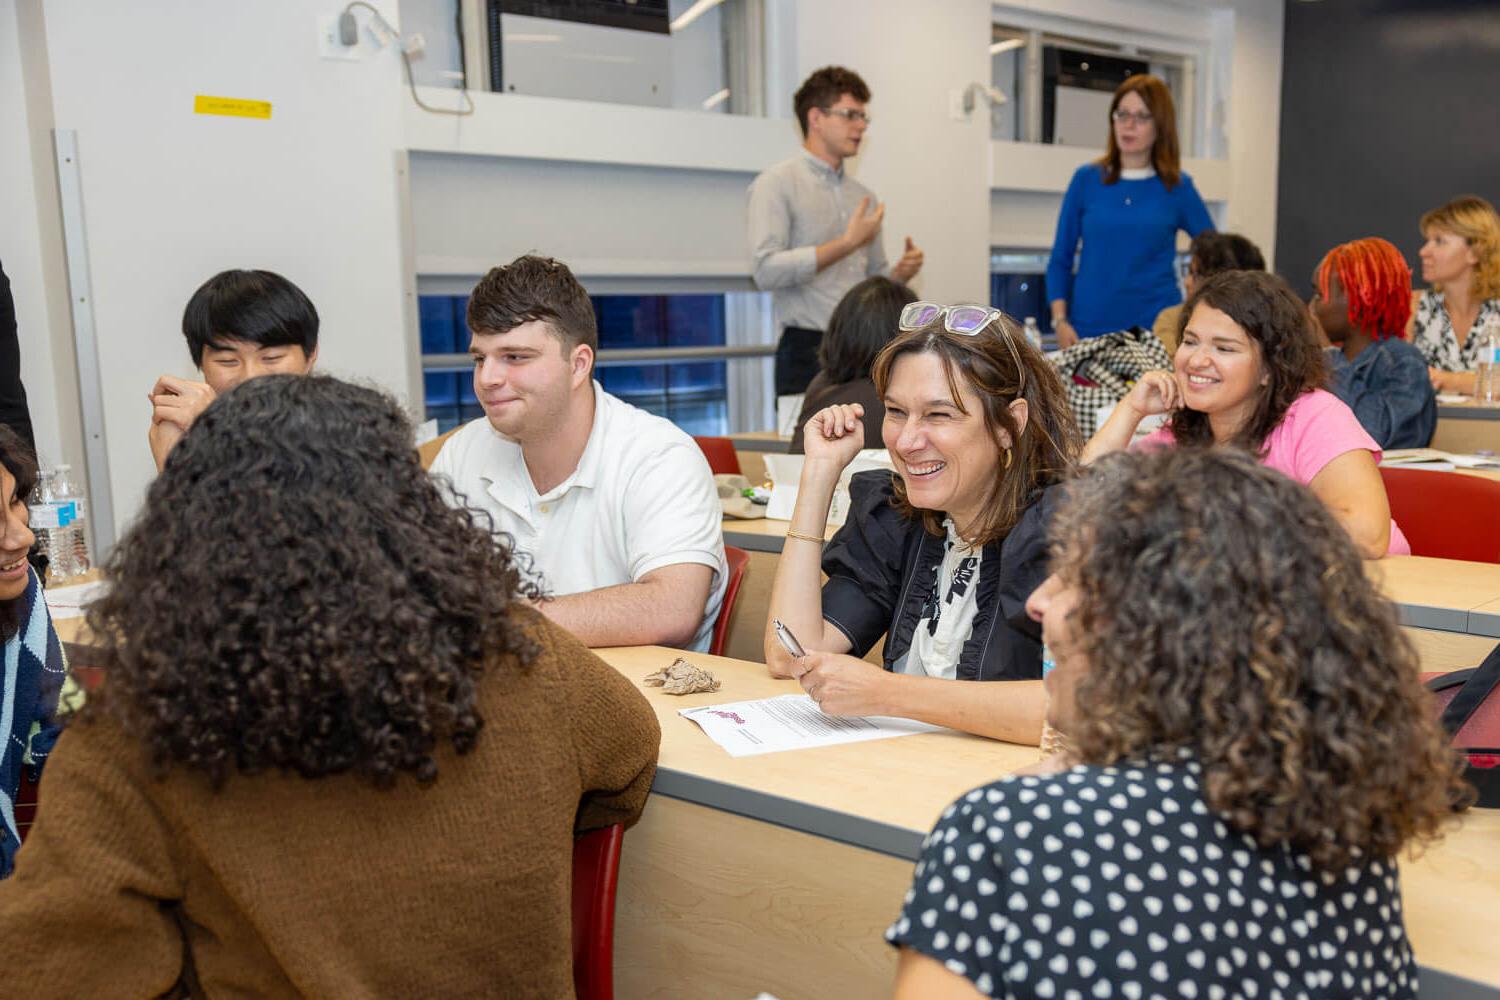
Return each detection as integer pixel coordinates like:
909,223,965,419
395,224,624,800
1047,74,1214,347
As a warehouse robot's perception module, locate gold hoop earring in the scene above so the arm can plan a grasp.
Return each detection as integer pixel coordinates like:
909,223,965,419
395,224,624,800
1003,447,1013,470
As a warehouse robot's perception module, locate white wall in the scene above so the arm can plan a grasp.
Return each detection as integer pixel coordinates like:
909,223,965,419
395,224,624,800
794,0,995,306
1217,0,1284,268
10,0,414,539
1,0,73,471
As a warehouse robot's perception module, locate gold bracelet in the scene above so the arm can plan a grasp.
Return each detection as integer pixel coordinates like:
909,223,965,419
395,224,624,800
785,529,825,544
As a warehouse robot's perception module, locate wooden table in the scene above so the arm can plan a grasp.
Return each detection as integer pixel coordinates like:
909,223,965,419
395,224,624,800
1434,400,1500,454
598,646,1500,998
1372,556,1500,636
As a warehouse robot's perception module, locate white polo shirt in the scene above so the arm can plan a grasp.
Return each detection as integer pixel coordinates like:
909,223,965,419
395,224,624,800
429,381,727,652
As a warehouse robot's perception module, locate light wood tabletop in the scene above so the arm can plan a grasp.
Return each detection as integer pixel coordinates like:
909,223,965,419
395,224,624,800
598,645,1039,840
1369,556,1500,634
596,646,1500,992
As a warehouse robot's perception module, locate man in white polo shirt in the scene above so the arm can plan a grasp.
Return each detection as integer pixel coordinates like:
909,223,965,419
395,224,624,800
430,255,726,651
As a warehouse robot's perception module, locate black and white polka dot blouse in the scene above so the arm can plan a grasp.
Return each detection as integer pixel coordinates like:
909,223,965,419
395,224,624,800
887,754,1417,999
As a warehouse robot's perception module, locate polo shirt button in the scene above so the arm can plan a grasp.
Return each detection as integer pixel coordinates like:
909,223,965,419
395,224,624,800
539,504,550,514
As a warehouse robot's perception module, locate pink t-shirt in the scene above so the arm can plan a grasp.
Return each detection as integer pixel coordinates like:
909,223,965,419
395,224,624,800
1132,389,1411,555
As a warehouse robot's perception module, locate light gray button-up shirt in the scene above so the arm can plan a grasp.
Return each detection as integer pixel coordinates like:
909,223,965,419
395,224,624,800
747,149,891,332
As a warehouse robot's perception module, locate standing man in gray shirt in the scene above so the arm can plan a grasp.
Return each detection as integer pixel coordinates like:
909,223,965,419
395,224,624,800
748,66,924,398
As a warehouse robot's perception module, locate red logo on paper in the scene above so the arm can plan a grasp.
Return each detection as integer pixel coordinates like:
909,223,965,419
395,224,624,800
707,709,747,725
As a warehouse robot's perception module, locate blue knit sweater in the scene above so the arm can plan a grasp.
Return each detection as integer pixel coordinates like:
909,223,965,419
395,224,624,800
1046,164,1214,338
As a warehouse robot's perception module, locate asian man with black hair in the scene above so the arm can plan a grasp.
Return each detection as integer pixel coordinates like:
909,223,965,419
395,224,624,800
147,269,319,470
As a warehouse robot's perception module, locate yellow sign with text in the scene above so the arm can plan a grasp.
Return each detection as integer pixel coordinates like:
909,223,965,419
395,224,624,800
193,95,272,120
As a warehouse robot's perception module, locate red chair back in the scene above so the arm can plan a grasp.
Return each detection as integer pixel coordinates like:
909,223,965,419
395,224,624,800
1380,467,1500,563
572,824,625,1000
693,436,741,476
710,546,750,657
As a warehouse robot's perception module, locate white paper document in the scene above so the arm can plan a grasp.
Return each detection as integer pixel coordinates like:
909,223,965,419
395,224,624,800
762,449,897,527
1382,448,1500,469
43,579,109,620
679,694,941,757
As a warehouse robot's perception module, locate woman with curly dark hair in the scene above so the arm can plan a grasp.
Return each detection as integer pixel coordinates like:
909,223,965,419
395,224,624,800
1083,269,1407,557
0,375,660,997
0,425,72,879
889,447,1469,1000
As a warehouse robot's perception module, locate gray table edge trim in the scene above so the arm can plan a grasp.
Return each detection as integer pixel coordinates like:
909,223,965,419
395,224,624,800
727,435,792,453
651,766,925,860
722,529,793,554
1437,406,1500,422
647,768,1500,997
1398,603,1478,634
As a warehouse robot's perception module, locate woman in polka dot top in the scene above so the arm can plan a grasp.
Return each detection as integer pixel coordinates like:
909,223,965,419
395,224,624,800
889,448,1471,1000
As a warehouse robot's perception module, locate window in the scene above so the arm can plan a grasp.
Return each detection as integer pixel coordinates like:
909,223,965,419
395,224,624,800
594,294,729,436
990,249,1053,338
990,19,1200,155
417,293,730,435
484,0,764,115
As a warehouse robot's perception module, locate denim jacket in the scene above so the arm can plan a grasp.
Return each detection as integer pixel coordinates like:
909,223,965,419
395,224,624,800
1326,339,1436,450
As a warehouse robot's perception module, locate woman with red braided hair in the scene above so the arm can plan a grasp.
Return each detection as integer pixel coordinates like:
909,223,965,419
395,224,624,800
1312,237,1436,448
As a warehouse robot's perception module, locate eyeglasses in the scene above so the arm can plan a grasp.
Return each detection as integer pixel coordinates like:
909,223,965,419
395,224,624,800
898,302,1026,391
1110,109,1154,125
821,107,871,125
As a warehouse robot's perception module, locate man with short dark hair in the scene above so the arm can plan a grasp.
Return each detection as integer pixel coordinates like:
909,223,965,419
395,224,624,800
147,269,319,470
748,65,923,398
430,255,726,652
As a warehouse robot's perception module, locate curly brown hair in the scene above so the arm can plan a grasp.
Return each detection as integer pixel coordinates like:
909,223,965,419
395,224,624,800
871,312,1080,546
85,375,539,788
1050,447,1470,869
1170,270,1328,450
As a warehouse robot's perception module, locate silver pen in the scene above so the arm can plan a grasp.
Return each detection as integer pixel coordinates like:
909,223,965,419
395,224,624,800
773,618,807,658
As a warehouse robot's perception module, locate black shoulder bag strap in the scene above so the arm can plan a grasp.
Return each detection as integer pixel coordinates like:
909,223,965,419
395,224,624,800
1429,643,1500,736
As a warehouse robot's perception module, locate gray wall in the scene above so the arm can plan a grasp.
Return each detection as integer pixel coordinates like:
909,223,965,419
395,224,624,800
1275,0,1500,296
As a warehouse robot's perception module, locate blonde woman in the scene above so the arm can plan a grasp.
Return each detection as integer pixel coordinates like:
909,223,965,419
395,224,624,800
1410,194,1500,393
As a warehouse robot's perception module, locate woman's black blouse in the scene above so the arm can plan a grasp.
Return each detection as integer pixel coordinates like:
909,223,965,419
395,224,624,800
820,470,1058,682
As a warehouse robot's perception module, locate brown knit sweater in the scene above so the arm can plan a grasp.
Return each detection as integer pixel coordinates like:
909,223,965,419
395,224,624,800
0,609,660,998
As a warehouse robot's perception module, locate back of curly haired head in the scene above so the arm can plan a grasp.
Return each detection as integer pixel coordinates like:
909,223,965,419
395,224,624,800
85,375,538,788
1171,270,1327,450
1050,447,1469,870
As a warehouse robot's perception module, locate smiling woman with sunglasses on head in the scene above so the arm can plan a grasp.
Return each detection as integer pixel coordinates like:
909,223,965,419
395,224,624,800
764,304,1079,744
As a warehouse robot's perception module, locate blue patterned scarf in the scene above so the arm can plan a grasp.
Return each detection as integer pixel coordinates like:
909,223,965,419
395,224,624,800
1,567,69,877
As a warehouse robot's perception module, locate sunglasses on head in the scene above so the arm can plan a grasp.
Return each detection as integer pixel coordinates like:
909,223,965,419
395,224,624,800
897,302,1027,392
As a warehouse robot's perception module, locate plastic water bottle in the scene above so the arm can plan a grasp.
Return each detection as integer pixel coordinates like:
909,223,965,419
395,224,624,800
1478,317,1500,403
27,470,76,584
53,464,90,579
1023,316,1044,351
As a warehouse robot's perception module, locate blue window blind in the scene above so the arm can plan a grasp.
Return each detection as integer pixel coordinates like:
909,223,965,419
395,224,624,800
418,293,729,436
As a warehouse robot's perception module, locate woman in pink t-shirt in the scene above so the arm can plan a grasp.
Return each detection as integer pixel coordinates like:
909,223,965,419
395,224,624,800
1082,270,1408,556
